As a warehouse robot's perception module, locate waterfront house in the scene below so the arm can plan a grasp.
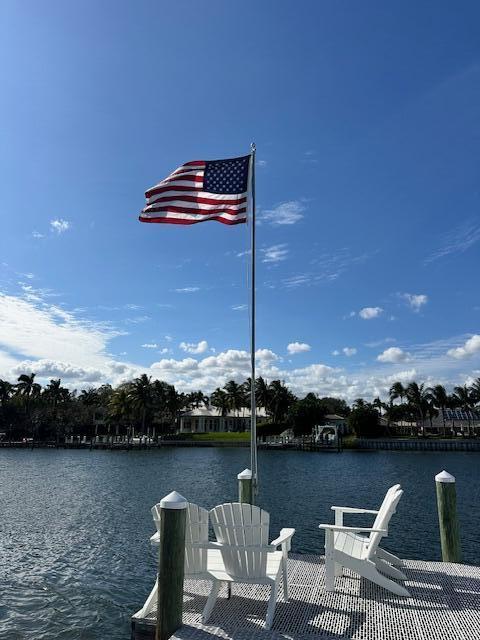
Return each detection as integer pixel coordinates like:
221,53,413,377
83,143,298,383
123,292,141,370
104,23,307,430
391,409,480,437
178,407,268,434
324,413,348,432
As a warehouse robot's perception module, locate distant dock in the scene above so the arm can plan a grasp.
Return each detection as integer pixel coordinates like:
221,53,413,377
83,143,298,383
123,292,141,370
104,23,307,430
0,438,341,451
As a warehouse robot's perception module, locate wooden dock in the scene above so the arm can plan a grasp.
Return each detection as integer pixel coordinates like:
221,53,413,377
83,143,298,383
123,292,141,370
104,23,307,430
132,553,480,640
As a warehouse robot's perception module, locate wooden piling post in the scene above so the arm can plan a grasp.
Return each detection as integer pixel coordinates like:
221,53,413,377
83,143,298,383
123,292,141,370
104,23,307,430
238,468,253,504
435,470,462,563
156,491,187,640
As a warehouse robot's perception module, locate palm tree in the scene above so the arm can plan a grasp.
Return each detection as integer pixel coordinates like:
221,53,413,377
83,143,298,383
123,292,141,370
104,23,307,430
428,384,448,436
108,386,133,440
210,388,230,417
129,374,154,436
453,385,474,436
187,390,208,409
224,380,247,414
471,378,480,406
405,382,429,435
80,388,100,439
372,397,385,415
16,373,39,419
389,382,406,405
255,377,271,415
352,398,367,410
44,378,69,443
268,380,296,423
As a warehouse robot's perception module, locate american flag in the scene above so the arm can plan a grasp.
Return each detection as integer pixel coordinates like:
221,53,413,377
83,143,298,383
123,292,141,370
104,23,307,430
139,155,250,225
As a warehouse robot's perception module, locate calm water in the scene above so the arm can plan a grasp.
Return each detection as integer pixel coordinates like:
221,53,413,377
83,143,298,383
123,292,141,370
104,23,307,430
0,447,479,639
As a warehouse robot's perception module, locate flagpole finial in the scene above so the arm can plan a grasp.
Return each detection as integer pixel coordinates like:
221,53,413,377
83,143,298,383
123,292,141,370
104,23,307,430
250,142,256,153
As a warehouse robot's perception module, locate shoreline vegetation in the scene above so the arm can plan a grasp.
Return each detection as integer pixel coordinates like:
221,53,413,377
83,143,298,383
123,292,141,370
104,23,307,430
1,373,480,446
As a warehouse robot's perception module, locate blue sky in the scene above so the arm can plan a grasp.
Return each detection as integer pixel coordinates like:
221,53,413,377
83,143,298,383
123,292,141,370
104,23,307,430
1,1,479,400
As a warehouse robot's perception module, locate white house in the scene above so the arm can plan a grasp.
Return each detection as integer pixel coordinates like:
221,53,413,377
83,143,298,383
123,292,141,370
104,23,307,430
178,407,268,434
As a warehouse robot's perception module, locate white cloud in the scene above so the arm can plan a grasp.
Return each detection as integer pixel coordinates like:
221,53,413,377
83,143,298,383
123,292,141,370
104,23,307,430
332,350,340,356
343,347,357,357
141,343,158,349
50,219,70,234
32,231,45,239
447,335,480,360
179,340,209,354
365,337,396,348
287,342,311,355
236,249,251,258
272,250,370,291
159,348,171,354
258,160,267,167
0,292,120,380
2,278,479,401
125,315,151,324
359,306,383,320
425,219,480,264
262,244,289,264
255,348,279,364
174,287,200,293
231,304,247,311
281,274,311,288
11,359,104,382
164,335,173,342
401,293,428,312
261,201,305,225
377,347,410,363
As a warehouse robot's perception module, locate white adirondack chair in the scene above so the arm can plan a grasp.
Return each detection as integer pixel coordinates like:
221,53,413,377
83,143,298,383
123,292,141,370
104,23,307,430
133,501,224,621
319,489,410,597
203,502,295,630
330,484,404,568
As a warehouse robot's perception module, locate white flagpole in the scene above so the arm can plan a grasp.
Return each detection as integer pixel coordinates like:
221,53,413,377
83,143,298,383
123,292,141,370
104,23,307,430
249,142,258,495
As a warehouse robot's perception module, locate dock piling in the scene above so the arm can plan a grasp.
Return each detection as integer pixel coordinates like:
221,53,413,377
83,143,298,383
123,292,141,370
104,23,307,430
238,468,253,504
435,470,462,563
156,491,187,640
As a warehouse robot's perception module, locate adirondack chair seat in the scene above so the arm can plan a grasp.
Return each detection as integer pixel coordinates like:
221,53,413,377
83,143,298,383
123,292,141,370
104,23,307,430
206,545,285,584
333,530,370,560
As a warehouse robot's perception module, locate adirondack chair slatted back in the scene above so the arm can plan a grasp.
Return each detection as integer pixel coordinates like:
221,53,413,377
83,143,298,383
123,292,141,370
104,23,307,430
372,484,401,532
366,489,403,559
210,503,270,579
151,502,209,576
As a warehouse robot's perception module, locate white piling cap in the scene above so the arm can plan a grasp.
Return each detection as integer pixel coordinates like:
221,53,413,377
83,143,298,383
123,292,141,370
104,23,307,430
435,470,456,483
238,468,253,480
160,491,188,509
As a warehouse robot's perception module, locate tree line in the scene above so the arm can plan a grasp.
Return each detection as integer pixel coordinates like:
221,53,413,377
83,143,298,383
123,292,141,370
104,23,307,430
352,380,480,437
0,372,479,442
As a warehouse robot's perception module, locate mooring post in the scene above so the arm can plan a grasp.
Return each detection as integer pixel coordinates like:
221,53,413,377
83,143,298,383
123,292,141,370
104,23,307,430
435,470,462,563
238,468,253,504
156,491,187,640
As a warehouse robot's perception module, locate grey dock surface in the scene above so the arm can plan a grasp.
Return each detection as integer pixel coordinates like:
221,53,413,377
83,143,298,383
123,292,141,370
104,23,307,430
132,553,480,639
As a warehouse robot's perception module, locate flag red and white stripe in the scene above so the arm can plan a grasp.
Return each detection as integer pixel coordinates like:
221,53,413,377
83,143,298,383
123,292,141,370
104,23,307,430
139,158,249,226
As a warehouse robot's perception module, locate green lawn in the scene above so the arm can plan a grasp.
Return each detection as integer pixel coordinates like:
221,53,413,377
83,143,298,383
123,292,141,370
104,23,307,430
190,432,250,442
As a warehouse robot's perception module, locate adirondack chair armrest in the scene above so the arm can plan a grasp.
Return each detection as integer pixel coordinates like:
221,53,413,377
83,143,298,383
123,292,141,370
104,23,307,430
150,531,160,546
270,527,295,553
319,524,387,533
330,506,379,515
